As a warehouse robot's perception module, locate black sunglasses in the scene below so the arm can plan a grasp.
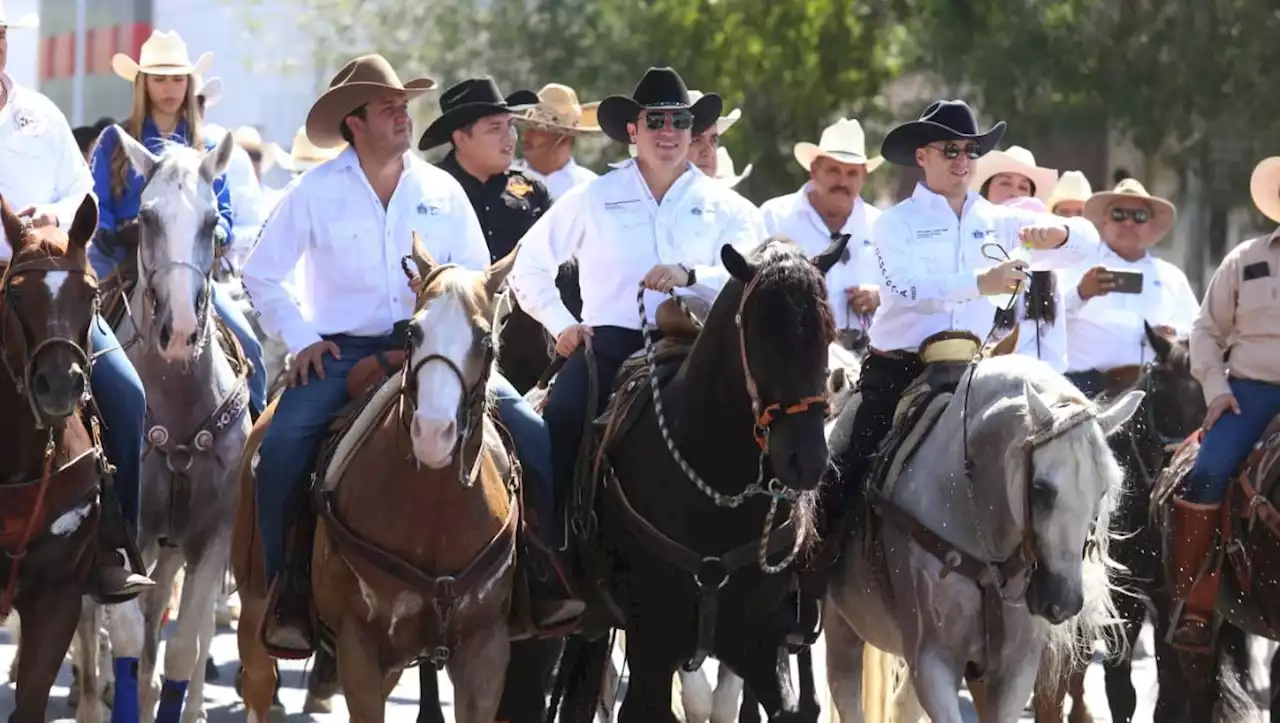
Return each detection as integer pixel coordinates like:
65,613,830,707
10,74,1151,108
929,142,982,160
643,110,695,131
1110,207,1150,224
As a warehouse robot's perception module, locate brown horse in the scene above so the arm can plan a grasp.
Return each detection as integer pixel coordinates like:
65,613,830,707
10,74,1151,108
233,236,522,723
0,193,107,723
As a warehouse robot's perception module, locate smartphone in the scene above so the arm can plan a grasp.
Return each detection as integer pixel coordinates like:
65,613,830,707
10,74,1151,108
1107,269,1144,294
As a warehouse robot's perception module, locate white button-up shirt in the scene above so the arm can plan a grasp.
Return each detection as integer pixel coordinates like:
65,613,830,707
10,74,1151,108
760,184,882,330
515,157,597,201
0,73,94,262
510,159,766,338
870,183,1100,352
1061,244,1200,371
243,147,489,355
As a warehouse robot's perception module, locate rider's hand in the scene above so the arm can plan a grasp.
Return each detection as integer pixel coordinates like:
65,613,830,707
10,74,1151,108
1076,266,1116,301
555,324,593,358
1017,224,1068,250
977,259,1028,296
846,285,880,314
17,206,58,229
642,264,690,293
1203,393,1241,431
289,340,341,387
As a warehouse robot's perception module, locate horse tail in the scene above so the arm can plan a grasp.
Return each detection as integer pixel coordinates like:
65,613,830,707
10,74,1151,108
230,397,279,598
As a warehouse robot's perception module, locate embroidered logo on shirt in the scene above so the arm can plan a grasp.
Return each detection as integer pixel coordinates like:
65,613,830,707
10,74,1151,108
863,238,872,246
973,230,987,239
691,207,703,216
506,178,532,198
916,228,946,240
603,199,642,211
417,202,440,216
12,109,44,136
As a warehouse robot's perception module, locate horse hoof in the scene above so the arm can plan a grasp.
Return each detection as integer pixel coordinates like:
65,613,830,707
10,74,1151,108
303,694,333,714
181,709,207,723
1068,707,1093,723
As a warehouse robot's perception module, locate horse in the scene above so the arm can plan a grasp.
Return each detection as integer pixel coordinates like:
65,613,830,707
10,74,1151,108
0,193,111,723
76,130,249,723
546,235,844,722
234,236,522,723
823,352,1143,723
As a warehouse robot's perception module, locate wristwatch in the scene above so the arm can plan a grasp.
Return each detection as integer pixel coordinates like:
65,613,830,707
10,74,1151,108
679,264,696,287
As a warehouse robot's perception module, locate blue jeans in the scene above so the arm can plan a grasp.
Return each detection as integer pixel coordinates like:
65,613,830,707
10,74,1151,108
89,316,146,525
88,241,266,416
1185,378,1280,504
489,373,554,541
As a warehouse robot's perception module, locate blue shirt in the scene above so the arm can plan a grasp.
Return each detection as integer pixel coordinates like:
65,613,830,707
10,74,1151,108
89,117,234,270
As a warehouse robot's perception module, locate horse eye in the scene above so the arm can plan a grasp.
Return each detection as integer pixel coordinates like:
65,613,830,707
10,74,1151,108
1031,478,1057,509
408,324,425,347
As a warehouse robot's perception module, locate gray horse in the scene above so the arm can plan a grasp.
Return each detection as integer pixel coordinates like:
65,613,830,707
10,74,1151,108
96,130,250,723
823,354,1142,722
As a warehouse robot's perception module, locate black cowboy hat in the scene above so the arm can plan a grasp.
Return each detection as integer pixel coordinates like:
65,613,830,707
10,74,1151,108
596,67,722,144
417,77,539,151
880,100,1007,167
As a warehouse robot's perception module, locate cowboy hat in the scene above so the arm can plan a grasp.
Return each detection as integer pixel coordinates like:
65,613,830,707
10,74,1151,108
305,54,436,149
275,126,346,174
512,83,602,135
112,30,213,82
1084,178,1177,243
418,77,539,151
195,76,222,107
970,145,1058,201
232,126,278,172
1047,170,1093,212
880,100,1006,167
794,118,885,173
1250,157,1280,224
0,1,38,28
688,90,741,135
715,147,752,189
597,67,722,144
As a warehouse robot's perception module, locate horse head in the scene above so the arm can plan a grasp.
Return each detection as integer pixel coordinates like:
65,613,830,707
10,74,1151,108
0,194,100,422
1141,321,1205,447
403,231,511,469
719,234,846,492
115,126,234,362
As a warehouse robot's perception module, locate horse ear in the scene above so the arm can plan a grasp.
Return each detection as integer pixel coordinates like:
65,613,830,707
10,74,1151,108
411,230,438,279
1023,381,1056,430
0,196,25,253
1144,321,1173,362
813,233,850,275
200,131,236,184
722,243,757,282
485,246,517,299
115,125,159,178
1096,389,1146,437
67,194,99,248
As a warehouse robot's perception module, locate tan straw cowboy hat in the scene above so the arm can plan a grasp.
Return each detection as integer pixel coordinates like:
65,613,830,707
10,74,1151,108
0,1,38,28
1250,157,1280,224
971,145,1058,202
232,126,278,171
794,118,884,173
275,126,346,173
305,54,437,148
1085,178,1177,243
715,146,752,188
689,90,741,134
1047,170,1092,212
112,30,213,82
513,83,602,135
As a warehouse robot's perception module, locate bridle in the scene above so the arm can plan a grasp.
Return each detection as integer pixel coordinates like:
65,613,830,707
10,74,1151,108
0,248,100,429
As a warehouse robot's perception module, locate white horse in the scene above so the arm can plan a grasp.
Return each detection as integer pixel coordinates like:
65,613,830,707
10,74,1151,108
823,354,1141,722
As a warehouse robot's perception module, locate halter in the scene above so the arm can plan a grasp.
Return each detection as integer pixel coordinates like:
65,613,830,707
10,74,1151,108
133,255,215,354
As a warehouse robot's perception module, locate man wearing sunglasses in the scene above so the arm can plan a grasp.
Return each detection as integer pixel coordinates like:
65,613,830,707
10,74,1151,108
819,100,1100,575
1061,179,1199,398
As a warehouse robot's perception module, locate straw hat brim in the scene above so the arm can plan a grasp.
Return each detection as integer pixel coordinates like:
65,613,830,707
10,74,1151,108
717,162,752,189
971,153,1058,202
1251,156,1280,224
512,100,603,135
715,108,741,135
794,143,884,174
112,51,214,83
1084,191,1177,244
305,78,436,148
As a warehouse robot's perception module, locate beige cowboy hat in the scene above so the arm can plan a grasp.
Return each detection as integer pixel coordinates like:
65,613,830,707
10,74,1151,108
0,0,38,28
233,126,278,171
1250,157,1280,224
112,30,213,82
305,54,437,149
794,118,884,173
195,76,222,107
1084,178,1177,243
970,145,1058,202
275,126,346,173
512,83,602,135
689,90,741,135
715,146,752,188
1047,170,1092,211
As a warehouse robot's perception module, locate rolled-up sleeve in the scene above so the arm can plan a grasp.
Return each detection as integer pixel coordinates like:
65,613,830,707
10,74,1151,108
1190,251,1238,403
242,186,317,355
994,207,1099,269
875,213,980,306
509,184,588,339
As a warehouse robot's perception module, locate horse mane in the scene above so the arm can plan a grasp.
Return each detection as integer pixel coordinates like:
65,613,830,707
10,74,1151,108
742,237,837,350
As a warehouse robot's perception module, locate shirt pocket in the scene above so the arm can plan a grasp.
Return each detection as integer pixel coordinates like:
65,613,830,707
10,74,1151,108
315,219,383,285
1237,276,1277,327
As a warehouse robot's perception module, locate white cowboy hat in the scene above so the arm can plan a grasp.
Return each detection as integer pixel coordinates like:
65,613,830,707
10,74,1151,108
970,145,1058,202
275,126,346,174
794,118,884,173
1047,170,1092,211
715,147,752,188
233,126,278,172
1251,157,1280,224
512,83,602,135
195,76,222,107
0,1,38,28
689,90,741,135
112,30,213,82
1084,178,1177,244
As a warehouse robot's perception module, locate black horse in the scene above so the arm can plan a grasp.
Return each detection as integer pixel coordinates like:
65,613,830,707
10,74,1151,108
549,236,842,721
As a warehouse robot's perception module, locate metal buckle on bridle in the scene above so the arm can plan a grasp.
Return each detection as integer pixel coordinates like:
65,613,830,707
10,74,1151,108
694,557,730,591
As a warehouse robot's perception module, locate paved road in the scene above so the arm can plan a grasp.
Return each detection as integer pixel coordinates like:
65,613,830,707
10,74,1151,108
2,612,1273,722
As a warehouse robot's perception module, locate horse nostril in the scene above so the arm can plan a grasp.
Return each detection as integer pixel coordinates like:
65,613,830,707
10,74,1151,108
71,372,87,398
438,420,457,441
158,322,173,348
187,331,199,346
32,371,51,397
1050,604,1064,621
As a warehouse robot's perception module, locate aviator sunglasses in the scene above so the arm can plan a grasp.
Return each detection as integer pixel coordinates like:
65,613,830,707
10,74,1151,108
643,109,695,131
1110,207,1150,224
928,141,982,160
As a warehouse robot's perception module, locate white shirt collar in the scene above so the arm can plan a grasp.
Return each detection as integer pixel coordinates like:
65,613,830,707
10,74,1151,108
794,182,869,236
909,181,981,216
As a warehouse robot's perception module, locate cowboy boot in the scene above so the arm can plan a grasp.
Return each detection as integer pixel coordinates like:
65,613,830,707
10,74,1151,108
88,479,154,605
524,536,585,631
260,511,315,659
1170,499,1222,653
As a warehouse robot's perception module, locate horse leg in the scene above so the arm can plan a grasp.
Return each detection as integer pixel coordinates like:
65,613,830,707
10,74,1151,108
712,666,746,723
822,601,865,723
335,621,388,723
447,623,511,723
234,586,279,723
717,646,799,720
139,549,183,723
598,635,621,723
75,601,106,723
675,667,713,723
1102,591,1145,723
413,664,443,723
305,646,341,715
909,645,964,723
10,588,78,723
158,551,225,723
1066,662,1091,723
496,638,561,723
105,599,145,723
1272,648,1280,723
98,613,115,709
179,607,216,723
1030,653,1067,723
617,637,680,723
978,646,1047,723
5,613,17,682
